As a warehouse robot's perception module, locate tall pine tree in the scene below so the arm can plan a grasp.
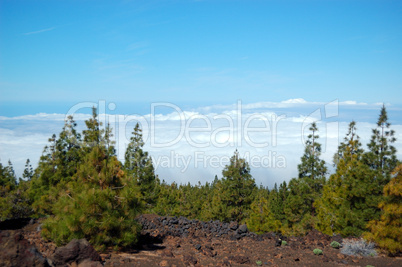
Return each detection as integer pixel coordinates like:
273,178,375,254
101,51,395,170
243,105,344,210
124,123,157,208
283,123,327,234
0,160,17,194
29,115,82,215
315,121,378,236
364,105,398,183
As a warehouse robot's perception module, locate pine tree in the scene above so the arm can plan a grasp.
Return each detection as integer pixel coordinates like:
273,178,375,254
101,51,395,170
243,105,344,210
0,160,17,194
29,116,82,215
364,164,402,255
153,181,182,216
124,123,157,208
22,159,34,181
364,105,398,183
298,122,327,184
42,109,143,250
53,115,82,179
83,107,101,148
246,187,281,234
199,181,216,221
0,160,32,221
315,121,380,236
271,182,287,222
210,150,257,222
283,123,327,234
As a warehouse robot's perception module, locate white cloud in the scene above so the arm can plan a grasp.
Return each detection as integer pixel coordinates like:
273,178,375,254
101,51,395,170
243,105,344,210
339,100,369,106
281,98,307,104
1,100,401,188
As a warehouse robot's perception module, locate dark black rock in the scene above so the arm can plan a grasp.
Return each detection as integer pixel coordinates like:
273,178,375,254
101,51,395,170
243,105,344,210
229,221,238,231
0,218,31,230
275,239,282,247
49,238,102,267
238,224,248,234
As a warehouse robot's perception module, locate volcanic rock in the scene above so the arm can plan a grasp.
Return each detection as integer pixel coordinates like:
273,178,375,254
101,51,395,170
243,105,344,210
0,230,49,267
48,238,101,267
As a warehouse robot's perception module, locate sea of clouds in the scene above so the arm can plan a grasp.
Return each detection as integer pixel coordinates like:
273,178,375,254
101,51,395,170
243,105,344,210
1,99,401,188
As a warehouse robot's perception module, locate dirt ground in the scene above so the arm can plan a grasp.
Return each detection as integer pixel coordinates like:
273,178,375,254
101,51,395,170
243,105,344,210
17,215,402,267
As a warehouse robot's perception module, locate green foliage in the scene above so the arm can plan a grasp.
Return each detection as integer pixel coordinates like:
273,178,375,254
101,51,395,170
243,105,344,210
271,182,288,222
0,161,17,220
364,164,402,255
124,123,158,209
315,122,378,236
210,150,257,222
0,160,17,193
153,181,182,217
29,115,82,215
281,240,287,246
283,123,326,234
256,260,263,266
246,188,281,234
41,108,143,250
0,178,33,221
298,123,328,181
316,115,397,237
313,248,323,255
42,177,142,250
22,159,34,181
0,160,33,221
141,178,217,222
330,241,341,248
1,105,400,252
364,105,398,177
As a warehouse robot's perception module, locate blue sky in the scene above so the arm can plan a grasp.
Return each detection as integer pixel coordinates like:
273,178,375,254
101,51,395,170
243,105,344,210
1,0,402,116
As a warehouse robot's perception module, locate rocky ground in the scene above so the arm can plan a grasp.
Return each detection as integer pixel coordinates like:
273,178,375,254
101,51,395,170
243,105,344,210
0,215,401,266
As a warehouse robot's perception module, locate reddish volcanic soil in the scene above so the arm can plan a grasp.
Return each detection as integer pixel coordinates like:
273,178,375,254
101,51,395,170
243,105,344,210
10,215,402,266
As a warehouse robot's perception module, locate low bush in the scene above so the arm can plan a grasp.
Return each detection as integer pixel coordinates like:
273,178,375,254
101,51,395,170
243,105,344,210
341,239,377,257
313,248,323,255
330,241,341,249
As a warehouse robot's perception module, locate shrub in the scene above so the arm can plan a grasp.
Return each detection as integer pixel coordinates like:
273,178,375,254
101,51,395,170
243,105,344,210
341,239,377,257
330,241,341,249
364,164,402,256
313,248,323,255
42,180,143,251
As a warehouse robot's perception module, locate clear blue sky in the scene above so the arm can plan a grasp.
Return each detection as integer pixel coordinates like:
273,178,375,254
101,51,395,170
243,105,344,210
1,0,402,116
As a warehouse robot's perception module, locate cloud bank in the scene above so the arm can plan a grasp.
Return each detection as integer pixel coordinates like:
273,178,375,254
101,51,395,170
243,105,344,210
1,99,401,188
